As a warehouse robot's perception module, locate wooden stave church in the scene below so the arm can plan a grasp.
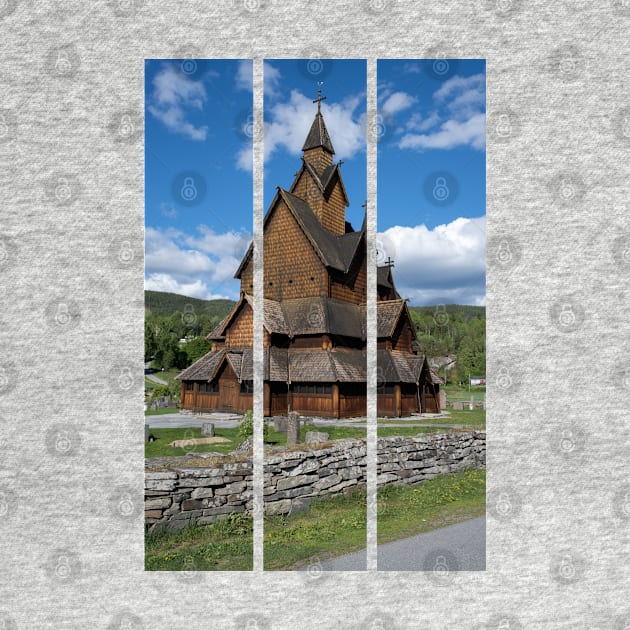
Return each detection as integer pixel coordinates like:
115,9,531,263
176,94,442,418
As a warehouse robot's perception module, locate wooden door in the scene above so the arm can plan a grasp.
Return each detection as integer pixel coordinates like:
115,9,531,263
221,381,238,411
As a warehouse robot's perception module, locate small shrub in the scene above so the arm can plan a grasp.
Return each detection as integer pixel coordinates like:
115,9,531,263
237,410,269,441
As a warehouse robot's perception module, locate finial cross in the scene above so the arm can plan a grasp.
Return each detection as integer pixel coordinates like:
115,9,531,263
313,87,327,114
384,257,395,268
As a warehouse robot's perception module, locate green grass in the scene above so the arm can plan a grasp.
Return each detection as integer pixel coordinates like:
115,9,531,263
145,514,253,571
145,427,240,458
145,422,476,459
145,407,181,416
378,467,486,544
144,468,485,571
263,468,485,570
264,490,367,570
444,384,486,402
146,367,181,385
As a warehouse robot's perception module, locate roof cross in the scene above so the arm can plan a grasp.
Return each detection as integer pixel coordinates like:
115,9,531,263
384,256,395,268
313,87,327,114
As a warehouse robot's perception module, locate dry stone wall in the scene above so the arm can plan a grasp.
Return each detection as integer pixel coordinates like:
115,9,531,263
145,431,486,530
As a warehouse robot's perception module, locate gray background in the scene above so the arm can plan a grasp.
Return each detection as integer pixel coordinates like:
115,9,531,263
1,1,629,628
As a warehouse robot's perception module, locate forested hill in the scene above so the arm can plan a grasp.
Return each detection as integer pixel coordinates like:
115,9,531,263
145,291,236,319
408,304,485,322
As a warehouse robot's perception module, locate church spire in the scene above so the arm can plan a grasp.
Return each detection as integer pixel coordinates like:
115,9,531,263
301,87,335,155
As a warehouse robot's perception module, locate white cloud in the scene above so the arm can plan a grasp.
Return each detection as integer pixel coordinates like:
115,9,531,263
235,60,253,91
398,72,486,152
381,91,416,117
147,64,208,141
399,113,486,151
378,216,486,305
144,225,251,300
264,90,364,162
264,61,281,96
145,274,231,301
236,144,252,172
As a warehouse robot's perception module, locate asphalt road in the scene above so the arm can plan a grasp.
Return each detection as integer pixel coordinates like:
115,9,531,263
299,516,486,571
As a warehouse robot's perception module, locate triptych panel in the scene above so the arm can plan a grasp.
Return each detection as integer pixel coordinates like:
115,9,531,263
144,57,486,573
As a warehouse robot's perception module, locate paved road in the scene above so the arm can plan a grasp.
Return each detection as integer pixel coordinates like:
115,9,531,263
145,373,168,385
299,516,485,571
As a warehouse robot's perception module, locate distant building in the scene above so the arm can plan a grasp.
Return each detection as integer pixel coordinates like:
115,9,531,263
469,376,486,386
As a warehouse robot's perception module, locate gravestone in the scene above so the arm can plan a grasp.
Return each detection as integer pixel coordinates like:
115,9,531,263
453,401,464,411
469,396,474,411
286,412,300,446
439,390,446,410
273,417,288,432
202,422,215,437
145,424,150,443
305,431,329,444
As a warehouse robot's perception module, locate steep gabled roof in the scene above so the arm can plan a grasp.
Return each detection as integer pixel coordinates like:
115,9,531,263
302,112,335,154
176,349,225,381
294,160,350,207
376,299,406,337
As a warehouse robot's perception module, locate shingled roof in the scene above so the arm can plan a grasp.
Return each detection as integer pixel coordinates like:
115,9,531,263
302,111,335,154
176,349,225,381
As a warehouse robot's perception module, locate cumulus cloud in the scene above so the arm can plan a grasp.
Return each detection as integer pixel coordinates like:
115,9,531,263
264,90,365,163
381,91,416,117
378,216,486,305
145,225,251,300
147,64,208,141
398,73,486,152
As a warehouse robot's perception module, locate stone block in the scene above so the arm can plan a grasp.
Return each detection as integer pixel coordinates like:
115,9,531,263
286,412,300,446
144,497,171,510
202,422,215,436
265,499,292,515
215,481,247,495
273,417,288,432
305,431,329,444
276,474,317,492
191,487,214,499
144,510,163,519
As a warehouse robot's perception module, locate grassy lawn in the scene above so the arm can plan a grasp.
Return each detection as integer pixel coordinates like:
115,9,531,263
145,407,181,416
264,467,485,570
145,424,457,458
264,490,366,570
146,367,181,385
378,467,486,545
444,384,486,402
145,514,253,571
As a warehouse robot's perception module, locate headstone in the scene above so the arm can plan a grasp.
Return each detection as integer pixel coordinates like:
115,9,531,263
469,396,474,411
286,412,300,446
439,390,446,410
453,401,464,411
273,417,288,432
305,431,329,444
202,422,215,436
145,424,150,443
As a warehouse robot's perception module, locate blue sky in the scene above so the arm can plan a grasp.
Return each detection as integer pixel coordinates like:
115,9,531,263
377,59,486,306
144,59,253,300
144,58,485,306
263,59,366,231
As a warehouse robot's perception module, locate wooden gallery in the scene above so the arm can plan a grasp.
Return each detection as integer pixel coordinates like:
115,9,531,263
176,95,441,417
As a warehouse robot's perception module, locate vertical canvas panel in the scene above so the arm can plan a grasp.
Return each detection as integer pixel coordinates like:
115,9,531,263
376,59,487,571
144,59,254,571
261,59,368,571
